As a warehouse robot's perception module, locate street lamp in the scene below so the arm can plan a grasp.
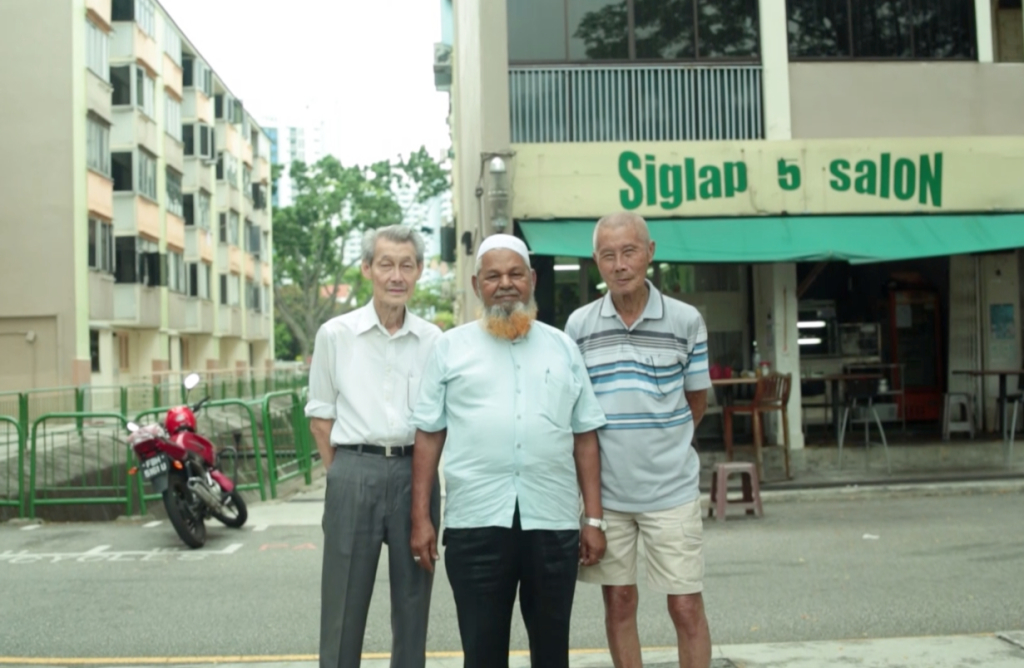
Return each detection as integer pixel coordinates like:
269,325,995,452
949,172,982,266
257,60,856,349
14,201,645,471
486,156,510,233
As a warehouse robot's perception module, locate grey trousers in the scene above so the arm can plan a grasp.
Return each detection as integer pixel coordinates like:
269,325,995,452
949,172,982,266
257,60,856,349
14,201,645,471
320,447,441,668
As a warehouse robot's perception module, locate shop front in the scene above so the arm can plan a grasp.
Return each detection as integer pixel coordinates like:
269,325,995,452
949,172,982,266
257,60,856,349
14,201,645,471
512,137,1024,453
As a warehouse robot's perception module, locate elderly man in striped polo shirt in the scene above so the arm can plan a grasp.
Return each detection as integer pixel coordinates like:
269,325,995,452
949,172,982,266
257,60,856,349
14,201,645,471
565,212,712,668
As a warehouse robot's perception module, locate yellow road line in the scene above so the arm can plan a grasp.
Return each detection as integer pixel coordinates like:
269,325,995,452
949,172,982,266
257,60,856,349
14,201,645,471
0,647,650,665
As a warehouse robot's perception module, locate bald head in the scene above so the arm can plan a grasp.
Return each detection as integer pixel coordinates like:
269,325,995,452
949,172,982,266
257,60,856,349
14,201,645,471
593,212,651,251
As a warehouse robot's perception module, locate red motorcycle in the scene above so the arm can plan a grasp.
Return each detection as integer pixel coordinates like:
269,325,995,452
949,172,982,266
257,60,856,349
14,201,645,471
127,373,247,548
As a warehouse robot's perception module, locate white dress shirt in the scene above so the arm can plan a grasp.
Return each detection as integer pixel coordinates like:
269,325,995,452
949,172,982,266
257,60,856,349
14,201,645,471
305,303,442,447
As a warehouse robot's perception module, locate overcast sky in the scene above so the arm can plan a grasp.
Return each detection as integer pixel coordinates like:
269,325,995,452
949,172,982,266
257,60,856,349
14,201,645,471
160,0,451,167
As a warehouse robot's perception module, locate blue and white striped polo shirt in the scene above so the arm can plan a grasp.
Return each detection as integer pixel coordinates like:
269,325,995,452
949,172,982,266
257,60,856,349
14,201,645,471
565,281,711,513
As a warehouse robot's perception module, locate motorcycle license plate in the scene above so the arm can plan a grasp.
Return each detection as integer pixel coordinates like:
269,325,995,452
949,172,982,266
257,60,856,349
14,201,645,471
141,456,169,481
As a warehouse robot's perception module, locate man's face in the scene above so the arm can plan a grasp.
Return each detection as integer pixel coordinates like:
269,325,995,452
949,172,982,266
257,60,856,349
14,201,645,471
472,249,535,311
361,238,422,309
593,223,655,299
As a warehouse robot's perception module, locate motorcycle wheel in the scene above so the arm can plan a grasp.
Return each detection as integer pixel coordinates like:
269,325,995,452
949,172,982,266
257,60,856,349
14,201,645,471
163,474,207,549
210,490,247,528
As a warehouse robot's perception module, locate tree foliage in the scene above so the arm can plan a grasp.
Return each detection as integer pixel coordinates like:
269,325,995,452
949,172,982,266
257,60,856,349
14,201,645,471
272,147,449,360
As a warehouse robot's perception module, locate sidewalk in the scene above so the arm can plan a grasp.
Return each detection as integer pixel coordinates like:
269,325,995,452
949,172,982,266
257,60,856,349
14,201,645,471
95,632,1024,667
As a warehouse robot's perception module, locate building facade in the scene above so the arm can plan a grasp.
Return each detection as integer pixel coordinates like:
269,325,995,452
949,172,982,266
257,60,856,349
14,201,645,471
441,0,1024,453
264,114,327,208
0,0,274,392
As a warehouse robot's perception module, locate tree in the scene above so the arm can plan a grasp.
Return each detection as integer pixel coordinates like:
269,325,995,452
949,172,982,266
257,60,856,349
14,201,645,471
272,148,449,360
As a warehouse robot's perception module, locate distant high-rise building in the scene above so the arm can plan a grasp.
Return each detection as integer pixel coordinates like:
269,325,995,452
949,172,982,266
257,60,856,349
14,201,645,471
264,112,326,208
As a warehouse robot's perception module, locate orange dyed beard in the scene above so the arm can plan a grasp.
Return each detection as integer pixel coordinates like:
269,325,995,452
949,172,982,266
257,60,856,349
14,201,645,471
481,299,538,341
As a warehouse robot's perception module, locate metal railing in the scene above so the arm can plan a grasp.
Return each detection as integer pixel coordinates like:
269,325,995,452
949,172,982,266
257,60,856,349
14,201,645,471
261,391,314,498
509,63,763,143
1,416,24,516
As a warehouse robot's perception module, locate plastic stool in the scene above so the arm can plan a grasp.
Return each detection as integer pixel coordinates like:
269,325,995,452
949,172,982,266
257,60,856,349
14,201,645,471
708,462,763,522
942,393,975,440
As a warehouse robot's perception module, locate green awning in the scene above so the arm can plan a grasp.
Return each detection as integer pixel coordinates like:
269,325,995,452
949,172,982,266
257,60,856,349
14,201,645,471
519,214,1024,264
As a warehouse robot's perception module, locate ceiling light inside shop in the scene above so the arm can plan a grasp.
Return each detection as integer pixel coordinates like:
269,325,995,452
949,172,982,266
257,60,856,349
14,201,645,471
798,337,823,345
554,264,580,271
797,321,827,329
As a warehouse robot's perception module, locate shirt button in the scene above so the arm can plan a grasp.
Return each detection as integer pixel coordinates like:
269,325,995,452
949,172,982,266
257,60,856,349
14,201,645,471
515,471,520,476
517,444,522,449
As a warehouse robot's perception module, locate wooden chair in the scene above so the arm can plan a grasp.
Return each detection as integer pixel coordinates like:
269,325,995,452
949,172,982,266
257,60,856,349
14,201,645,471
723,372,792,482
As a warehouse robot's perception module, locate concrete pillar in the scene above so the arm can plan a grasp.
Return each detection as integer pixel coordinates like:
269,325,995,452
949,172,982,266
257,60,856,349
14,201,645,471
451,0,511,324
753,264,805,452
757,0,791,141
976,0,995,63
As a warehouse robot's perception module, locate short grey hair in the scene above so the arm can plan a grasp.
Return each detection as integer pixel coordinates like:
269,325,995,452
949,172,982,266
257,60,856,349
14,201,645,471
361,225,425,265
593,212,651,250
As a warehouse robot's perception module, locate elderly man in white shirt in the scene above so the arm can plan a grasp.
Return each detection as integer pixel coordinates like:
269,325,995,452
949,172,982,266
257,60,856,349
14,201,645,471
305,225,442,668
409,234,608,668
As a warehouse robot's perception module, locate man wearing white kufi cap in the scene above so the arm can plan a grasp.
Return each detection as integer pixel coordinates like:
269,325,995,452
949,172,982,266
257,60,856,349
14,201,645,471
408,233,608,668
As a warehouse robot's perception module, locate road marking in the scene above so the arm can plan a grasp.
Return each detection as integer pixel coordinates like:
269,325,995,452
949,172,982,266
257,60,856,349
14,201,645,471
251,524,268,532
20,525,40,531
143,521,162,528
0,648,632,664
0,543,243,565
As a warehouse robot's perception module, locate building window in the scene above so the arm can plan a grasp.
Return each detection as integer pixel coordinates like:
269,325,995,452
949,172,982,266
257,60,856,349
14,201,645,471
183,123,214,160
168,250,188,294
786,0,977,59
246,279,260,312
243,166,252,198
90,330,101,373
197,190,211,230
218,213,228,244
245,220,260,260
508,0,760,62
166,168,183,217
112,151,133,191
253,183,267,210
189,262,211,299
136,67,155,118
228,210,240,246
86,19,109,80
88,218,115,274
184,57,214,97
183,193,194,225
228,273,240,306
138,150,157,199
165,96,182,141
217,151,239,184
111,65,131,105
115,0,157,36
87,115,111,176
117,332,130,372
115,236,163,286
164,21,182,65
219,273,228,305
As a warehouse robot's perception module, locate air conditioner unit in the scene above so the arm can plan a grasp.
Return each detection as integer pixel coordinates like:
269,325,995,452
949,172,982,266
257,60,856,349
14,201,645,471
433,42,452,92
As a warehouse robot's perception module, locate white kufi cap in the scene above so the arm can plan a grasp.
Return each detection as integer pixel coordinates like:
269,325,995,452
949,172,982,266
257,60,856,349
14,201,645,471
476,234,531,267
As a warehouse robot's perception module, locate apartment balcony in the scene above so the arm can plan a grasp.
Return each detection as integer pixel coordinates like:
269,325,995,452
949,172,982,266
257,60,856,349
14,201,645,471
112,108,159,154
245,310,268,340
243,194,254,218
262,262,272,286
219,305,242,337
185,157,214,193
252,207,270,231
111,22,159,77
88,171,113,220
185,226,214,263
167,213,185,252
183,89,213,124
168,292,190,331
88,271,115,321
165,135,184,173
185,299,215,333
255,156,270,183
114,284,161,328
218,182,242,211
87,71,113,123
509,64,763,143
229,246,243,274
86,0,111,28
216,121,242,158
163,56,183,100
241,141,253,166
113,194,160,239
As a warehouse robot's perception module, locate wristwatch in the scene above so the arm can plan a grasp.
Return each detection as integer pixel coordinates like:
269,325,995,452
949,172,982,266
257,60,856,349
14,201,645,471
582,517,607,532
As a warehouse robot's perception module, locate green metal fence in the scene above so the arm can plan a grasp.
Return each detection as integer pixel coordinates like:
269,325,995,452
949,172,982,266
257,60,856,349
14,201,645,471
1,415,24,516
27,412,133,518
261,391,314,498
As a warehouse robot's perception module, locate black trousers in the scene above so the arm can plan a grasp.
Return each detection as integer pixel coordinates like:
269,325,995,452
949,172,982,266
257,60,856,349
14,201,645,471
443,505,580,668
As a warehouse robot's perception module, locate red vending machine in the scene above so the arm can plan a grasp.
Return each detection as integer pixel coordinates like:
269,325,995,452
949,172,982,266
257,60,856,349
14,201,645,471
889,290,943,421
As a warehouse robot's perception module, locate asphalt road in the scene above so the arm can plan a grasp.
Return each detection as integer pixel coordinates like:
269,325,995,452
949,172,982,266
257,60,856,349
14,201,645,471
1,491,1023,659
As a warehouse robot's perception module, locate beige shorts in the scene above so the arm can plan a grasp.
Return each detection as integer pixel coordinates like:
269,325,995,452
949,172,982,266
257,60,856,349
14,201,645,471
579,498,704,595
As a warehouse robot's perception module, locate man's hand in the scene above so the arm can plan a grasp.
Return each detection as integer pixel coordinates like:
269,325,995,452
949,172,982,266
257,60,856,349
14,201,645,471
309,418,335,470
579,525,606,566
410,515,439,573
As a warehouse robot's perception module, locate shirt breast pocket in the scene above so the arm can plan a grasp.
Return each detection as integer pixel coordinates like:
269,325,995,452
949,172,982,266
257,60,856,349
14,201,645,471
649,352,684,397
543,368,580,427
407,374,421,414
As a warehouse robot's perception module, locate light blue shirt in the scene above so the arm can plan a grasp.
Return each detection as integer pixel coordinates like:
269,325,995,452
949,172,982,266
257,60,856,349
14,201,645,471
411,320,607,531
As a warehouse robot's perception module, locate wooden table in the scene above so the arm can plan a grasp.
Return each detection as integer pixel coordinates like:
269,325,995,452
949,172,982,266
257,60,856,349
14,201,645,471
951,369,1024,433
